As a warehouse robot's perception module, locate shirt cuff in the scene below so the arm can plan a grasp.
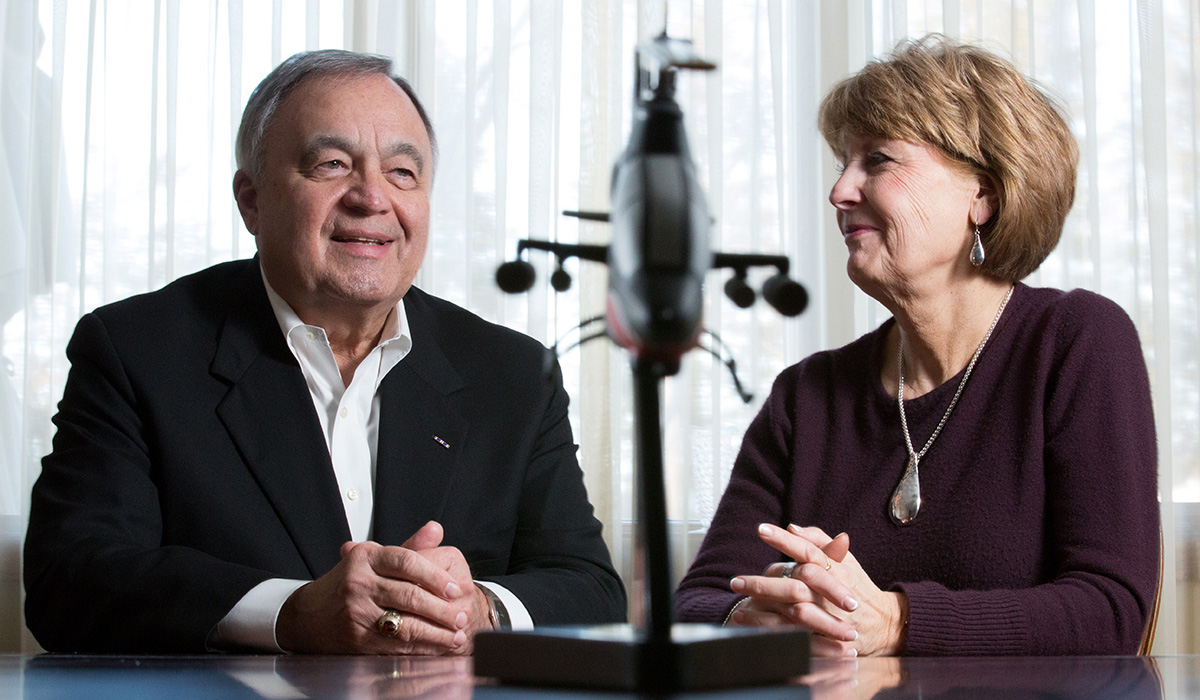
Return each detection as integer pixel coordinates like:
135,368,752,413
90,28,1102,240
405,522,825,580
475,580,534,630
208,578,308,652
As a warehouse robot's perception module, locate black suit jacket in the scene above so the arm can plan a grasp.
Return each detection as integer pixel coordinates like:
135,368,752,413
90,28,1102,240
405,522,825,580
24,258,625,652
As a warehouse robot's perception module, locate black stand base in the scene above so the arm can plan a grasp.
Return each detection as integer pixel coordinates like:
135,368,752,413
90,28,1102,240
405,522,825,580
473,623,809,691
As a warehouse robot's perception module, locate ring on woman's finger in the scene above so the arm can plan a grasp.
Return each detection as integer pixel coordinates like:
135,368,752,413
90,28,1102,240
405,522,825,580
779,561,797,578
823,554,832,571
376,608,404,637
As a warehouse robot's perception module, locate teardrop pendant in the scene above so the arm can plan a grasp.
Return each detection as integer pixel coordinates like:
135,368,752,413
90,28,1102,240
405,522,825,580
970,228,986,267
890,454,921,525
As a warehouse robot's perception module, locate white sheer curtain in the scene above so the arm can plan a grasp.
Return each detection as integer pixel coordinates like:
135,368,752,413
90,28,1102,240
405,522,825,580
2,0,1196,657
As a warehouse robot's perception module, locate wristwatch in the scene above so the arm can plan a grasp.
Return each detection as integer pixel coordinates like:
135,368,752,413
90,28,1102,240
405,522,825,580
476,583,512,631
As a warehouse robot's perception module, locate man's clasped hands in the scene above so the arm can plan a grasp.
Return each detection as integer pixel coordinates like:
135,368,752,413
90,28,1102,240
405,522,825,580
277,521,494,656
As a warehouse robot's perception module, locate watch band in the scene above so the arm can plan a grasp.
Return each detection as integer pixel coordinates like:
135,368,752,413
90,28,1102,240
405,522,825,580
476,584,512,631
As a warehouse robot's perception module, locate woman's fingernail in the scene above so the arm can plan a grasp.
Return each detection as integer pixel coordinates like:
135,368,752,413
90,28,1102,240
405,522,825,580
787,523,803,534
845,596,859,611
757,523,772,536
454,630,467,646
732,611,745,624
845,629,859,642
730,577,745,592
847,647,858,658
456,611,468,628
445,581,463,598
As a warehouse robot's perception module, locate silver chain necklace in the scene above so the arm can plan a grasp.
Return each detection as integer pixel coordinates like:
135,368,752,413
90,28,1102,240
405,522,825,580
889,285,1014,525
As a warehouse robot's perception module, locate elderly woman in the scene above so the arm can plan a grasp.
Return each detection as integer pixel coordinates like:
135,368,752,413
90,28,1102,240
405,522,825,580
675,36,1159,657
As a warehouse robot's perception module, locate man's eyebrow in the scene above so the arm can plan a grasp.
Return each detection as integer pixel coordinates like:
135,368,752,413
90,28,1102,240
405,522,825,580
301,135,355,164
384,141,426,176
300,136,426,176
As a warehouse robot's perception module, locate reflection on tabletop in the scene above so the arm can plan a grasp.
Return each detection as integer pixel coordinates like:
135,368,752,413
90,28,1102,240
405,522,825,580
801,656,1164,700
22,655,474,700
15,654,1172,699
239,656,475,700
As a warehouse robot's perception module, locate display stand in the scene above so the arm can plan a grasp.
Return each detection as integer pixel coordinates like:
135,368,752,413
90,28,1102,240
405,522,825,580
473,359,809,691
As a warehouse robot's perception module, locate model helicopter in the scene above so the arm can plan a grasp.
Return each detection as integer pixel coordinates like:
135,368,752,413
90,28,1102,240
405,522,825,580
478,30,811,692
494,32,807,381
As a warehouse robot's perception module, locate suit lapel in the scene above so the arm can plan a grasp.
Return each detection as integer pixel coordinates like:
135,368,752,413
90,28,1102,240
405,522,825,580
372,288,468,545
210,263,349,578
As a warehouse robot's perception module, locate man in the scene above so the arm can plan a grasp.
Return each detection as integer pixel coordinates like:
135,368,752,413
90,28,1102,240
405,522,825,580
23,50,625,654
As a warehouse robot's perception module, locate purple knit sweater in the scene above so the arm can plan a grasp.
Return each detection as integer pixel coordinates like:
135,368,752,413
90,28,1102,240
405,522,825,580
676,284,1160,655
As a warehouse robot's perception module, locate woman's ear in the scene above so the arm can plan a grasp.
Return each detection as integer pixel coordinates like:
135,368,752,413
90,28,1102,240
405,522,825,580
970,172,999,228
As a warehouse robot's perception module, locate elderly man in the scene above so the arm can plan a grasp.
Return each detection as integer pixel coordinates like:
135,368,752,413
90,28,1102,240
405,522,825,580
24,50,625,654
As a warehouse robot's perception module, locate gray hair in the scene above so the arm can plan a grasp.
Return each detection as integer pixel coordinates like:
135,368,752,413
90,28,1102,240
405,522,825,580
235,49,437,181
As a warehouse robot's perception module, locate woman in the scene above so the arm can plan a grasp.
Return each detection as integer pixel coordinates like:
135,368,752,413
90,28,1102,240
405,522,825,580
675,36,1159,657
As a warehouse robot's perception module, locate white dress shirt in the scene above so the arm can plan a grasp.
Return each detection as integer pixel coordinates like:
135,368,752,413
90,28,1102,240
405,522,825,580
208,272,531,652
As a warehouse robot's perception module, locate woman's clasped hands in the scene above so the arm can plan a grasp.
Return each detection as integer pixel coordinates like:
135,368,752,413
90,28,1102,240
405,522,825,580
726,524,908,657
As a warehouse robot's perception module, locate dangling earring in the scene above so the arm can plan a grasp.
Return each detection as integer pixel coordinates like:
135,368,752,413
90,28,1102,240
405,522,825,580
970,227,986,267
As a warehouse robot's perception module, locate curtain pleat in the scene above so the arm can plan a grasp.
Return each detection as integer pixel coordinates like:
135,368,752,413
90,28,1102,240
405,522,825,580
165,0,179,282
227,0,243,260
1078,0,1101,288
78,1,95,313
492,0,511,327
148,0,160,287
577,0,620,582
271,0,282,65
1137,0,1178,654
203,1,219,264
701,0,726,554
463,0,478,311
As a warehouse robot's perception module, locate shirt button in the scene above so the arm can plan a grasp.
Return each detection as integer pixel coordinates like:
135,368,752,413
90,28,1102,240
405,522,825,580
305,331,315,341
347,489,359,501
339,407,349,418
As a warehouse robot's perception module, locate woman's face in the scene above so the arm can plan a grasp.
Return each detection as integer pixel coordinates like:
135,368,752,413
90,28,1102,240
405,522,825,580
829,135,991,301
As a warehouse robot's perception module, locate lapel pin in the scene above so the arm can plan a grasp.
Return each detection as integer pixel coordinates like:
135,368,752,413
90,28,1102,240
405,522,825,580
433,435,450,449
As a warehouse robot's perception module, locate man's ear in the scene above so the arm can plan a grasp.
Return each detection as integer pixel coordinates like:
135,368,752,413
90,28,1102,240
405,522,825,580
232,170,260,235
970,172,999,228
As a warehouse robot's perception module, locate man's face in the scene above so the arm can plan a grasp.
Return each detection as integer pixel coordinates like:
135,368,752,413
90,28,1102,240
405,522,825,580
235,73,432,321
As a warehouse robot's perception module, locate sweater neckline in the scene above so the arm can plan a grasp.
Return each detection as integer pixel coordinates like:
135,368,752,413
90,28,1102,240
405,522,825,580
869,283,1025,412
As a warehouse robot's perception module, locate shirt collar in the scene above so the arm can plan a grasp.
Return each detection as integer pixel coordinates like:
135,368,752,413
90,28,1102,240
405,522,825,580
259,266,413,383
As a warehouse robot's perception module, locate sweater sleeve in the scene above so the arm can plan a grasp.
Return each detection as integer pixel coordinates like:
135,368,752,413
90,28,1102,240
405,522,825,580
675,367,800,623
897,291,1160,655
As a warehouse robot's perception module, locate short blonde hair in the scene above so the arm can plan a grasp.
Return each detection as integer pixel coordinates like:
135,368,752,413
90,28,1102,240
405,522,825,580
818,35,1078,282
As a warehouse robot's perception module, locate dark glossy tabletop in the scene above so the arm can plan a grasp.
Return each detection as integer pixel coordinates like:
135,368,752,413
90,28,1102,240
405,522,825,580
2,653,1187,699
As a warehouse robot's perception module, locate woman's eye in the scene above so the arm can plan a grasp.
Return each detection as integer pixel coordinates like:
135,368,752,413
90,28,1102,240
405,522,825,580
866,152,891,166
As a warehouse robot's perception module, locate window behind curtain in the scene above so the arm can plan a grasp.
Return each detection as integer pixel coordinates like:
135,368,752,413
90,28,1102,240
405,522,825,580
2,0,1197,655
